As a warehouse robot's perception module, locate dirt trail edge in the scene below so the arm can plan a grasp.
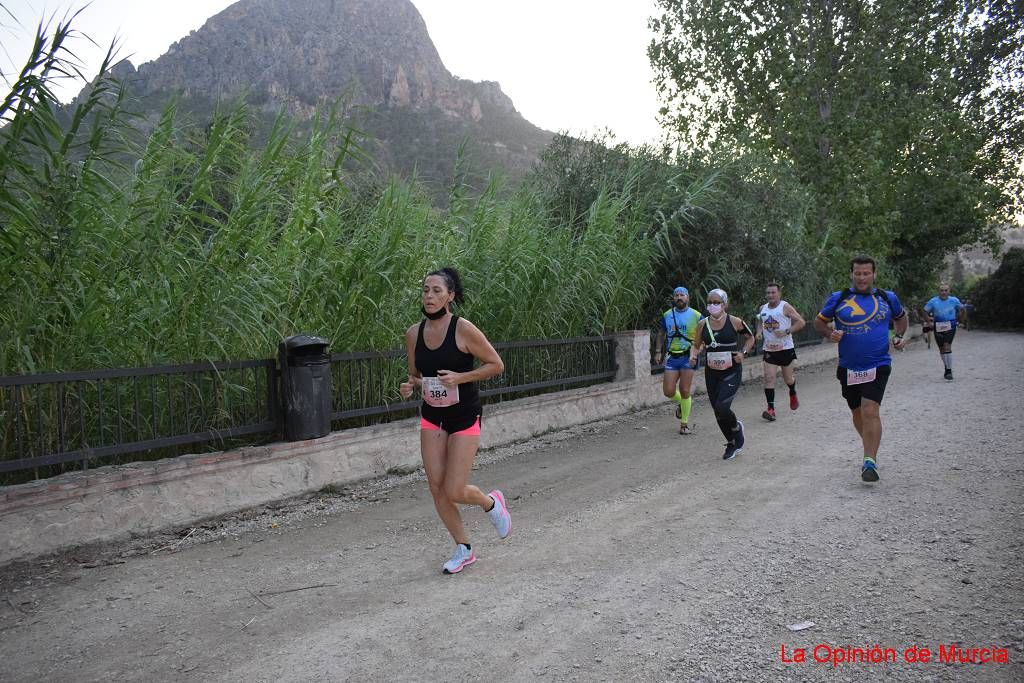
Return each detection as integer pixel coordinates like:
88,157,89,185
2,331,1022,682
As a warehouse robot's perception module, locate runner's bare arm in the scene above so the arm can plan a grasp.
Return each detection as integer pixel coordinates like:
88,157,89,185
893,310,909,338
399,325,422,399
784,303,806,334
690,320,706,361
814,314,841,341
732,317,755,361
438,318,504,387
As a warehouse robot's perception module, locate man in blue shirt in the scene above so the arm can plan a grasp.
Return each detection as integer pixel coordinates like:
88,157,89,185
924,283,965,380
814,256,908,482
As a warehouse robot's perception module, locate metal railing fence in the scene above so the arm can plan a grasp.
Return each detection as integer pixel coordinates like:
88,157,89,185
2,336,617,483
1,360,277,481
328,335,617,429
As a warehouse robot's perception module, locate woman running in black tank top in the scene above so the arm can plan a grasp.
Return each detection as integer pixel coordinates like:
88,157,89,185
415,315,481,433
690,288,755,460
399,267,511,574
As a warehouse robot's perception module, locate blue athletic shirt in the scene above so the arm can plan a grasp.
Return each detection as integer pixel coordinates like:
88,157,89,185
924,296,963,328
818,289,905,371
662,307,701,355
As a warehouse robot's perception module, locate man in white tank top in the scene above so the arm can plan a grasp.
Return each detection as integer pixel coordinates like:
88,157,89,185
755,282,806,421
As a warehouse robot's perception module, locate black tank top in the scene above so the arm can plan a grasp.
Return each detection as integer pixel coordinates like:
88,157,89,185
702,316,739,350
415,315,481,426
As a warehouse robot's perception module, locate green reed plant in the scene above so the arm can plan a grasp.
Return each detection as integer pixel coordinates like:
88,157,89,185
0,15,715,378
2,99,671,374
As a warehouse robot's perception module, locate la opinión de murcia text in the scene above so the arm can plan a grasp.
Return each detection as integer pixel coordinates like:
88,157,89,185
780,643,1010,667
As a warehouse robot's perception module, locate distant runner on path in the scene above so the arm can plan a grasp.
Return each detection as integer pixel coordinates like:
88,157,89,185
689,288,755,460
920,309,934,349
815,256,908,483
924,284,965,381
399,267,511,574
755,282,806,422
654,286,702,435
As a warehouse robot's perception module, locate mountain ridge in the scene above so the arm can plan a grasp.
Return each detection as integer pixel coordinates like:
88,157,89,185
88,0,553,192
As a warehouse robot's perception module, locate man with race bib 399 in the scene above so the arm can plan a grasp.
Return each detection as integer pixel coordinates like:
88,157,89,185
923,283,964,381
814,256,908,483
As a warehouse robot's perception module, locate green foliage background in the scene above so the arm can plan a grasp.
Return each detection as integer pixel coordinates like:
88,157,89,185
0,93,673,373
4,4,1017,379
649,0,1022,298
967,247,1024,328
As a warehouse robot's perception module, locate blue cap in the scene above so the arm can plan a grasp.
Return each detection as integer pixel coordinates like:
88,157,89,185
673,286,688,296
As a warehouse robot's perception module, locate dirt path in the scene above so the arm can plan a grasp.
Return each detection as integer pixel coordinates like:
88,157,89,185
2,331,1022,682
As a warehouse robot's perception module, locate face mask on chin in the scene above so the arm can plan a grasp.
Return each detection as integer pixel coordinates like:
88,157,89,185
422,306,448,320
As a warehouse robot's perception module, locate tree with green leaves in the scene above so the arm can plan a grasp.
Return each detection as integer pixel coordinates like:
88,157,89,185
649,0,1022,296
528,133,821,322
967,246,1024,327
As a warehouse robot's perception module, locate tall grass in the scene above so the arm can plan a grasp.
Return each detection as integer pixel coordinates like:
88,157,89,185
5,15,823,379
1,40,679,375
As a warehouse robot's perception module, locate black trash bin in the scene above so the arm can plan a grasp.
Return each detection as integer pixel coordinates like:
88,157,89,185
278,334,332,441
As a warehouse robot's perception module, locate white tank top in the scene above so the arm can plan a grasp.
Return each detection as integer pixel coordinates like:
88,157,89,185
758,300,794,351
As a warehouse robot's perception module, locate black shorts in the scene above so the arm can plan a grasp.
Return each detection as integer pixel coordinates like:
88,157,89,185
922,323,934,333
837,365,891,410
420,405,482,434
763,348,797,367
934,328,956,346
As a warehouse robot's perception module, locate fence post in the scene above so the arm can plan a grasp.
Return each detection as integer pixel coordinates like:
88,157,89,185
266,360,281,438
612,330,651,383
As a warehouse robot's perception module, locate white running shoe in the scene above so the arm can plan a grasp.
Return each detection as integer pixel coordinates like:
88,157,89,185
442,544,476,574
487,489,512,539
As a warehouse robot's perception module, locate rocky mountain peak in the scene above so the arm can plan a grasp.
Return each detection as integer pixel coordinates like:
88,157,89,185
80,0,552,193
126,0,521,124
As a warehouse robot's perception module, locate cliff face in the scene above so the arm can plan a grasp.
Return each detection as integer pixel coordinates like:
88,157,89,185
944,227,1024,281
97,0,552,190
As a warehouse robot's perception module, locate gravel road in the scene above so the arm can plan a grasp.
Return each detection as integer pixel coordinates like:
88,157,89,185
1,330,1022,682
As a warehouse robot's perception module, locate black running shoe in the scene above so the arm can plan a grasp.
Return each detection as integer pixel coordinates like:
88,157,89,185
722,442,739,460
861,461,880,482
944,369,953,381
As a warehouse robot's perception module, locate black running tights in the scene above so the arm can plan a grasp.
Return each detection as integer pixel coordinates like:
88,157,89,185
706,365,742,440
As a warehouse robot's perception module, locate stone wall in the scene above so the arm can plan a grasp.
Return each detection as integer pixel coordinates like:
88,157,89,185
0,329,917,565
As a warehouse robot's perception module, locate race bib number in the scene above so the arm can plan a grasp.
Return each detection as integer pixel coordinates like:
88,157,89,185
422,376,459,407
707,351,734,371
935,321,952,332
847,367,877,385
765,340,785,352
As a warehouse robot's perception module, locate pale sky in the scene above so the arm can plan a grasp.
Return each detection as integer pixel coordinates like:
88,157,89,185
0,0,665,146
